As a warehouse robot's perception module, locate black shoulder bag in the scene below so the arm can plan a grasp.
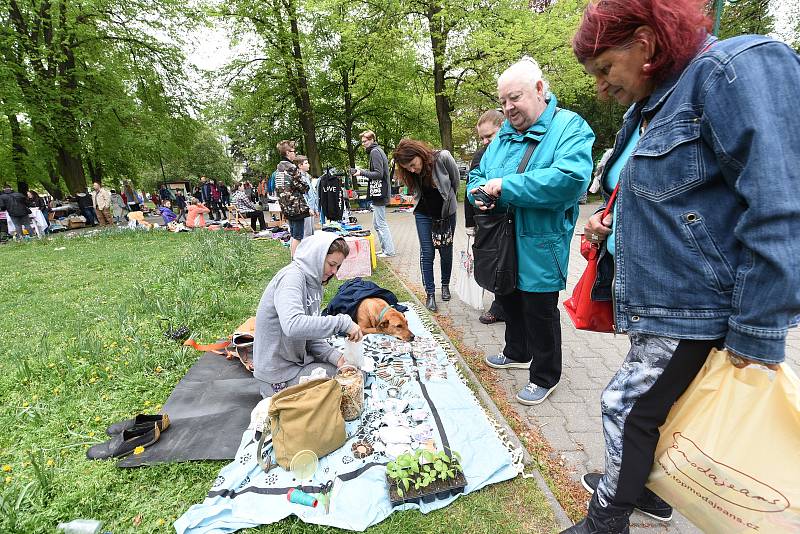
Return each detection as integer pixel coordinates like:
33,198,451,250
472,140,538,295
431,153,456,249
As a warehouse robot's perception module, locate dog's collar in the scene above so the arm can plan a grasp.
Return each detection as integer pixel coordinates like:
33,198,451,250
377,305,391,324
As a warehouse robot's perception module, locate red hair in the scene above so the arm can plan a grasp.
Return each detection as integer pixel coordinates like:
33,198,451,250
573,0,711,83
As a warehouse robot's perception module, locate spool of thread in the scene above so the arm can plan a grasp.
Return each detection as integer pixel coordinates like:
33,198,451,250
287,488,318,507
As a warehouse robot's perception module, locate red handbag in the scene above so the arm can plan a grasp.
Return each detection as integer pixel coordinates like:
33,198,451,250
563,184,619,333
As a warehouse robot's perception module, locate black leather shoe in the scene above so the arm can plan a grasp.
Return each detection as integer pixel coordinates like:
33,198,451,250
87,424,161,460
581,472,672,522
425,294,437,312
441,285,451,301
560,492,631,534
106,413,170,436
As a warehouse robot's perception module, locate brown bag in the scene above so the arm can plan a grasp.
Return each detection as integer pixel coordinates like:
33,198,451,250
263,378,346,470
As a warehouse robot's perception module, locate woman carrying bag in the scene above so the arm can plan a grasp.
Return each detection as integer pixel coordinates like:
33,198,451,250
562,1,800,532
393,139,460,312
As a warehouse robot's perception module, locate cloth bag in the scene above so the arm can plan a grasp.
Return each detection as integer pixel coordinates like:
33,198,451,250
454,233,485,310
563,183,619,333
472,140,538,296
262,378,347,470
647,348,800,533
336,236,372,279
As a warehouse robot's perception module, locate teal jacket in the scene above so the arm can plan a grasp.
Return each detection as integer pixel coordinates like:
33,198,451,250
467,95,595,292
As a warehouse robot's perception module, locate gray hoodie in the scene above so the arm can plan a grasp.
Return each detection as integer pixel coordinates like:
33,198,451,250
253,232,355,384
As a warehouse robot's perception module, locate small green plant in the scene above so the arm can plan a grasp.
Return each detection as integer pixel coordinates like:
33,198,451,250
386,449,463,497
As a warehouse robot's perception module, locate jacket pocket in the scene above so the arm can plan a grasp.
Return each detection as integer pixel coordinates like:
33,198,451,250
518,235,567,288
629,116,704,201
680,211,735,293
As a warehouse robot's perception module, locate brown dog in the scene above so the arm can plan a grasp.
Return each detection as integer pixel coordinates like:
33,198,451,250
355,298,415,341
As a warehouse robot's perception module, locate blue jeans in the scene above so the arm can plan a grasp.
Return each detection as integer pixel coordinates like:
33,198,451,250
288,219,305,240
81,207,98,226
414,212,455,295
372,204,395,255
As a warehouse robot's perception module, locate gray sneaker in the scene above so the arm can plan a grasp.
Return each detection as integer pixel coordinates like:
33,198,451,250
484,354,531,370
516,382,557,405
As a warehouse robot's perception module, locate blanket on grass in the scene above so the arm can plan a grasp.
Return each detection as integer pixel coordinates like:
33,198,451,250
175,304,519,533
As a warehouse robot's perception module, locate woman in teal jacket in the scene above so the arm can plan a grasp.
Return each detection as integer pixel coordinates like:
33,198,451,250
468,59,594,406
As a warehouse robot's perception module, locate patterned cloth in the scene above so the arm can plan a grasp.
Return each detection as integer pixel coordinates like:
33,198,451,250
232,190,258,214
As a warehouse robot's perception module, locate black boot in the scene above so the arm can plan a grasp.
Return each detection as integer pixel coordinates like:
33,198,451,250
425,294,437,312
560,493,631,534
581,473,672,522
441,285,451,301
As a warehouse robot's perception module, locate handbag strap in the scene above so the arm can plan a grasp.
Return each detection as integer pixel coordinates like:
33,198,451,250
601,182,621,219
516,140,539,174
515,108,560,174
256,430,274,472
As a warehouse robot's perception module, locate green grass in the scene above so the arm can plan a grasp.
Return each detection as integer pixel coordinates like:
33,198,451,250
0,230,557,533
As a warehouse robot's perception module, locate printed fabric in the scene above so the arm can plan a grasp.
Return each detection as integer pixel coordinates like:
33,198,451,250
277,163,310,221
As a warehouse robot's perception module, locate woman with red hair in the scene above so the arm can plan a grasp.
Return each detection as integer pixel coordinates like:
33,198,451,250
393,139,460,311
566,1,800,533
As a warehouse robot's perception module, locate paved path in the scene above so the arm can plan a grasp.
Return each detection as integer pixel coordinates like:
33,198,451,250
359,201,800,533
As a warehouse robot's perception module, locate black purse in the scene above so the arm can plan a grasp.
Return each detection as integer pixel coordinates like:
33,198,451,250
431,217,454,249
472,140,538,295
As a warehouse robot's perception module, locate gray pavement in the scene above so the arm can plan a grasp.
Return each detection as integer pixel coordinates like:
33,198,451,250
361,201,800,534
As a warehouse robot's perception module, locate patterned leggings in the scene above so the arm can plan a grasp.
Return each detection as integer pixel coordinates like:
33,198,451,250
596,333,722,509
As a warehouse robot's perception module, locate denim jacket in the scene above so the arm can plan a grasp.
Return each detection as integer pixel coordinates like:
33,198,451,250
599,34,800,363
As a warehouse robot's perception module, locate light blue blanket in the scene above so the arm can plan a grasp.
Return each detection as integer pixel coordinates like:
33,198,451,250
175,305,518,533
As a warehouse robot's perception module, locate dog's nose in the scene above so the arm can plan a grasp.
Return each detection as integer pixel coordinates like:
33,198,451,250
409,334,415,341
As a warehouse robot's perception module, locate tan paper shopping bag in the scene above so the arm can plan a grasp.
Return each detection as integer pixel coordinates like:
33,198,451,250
647,348,800,533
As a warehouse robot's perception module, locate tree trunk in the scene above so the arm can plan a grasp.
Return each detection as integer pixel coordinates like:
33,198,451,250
6,113,28,184
86,156,103,184
341,67,357,169
41,162,64,199
286,0,321,175
428,4,453,152
57,146,88,194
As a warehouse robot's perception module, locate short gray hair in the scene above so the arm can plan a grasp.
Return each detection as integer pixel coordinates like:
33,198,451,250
498,57,550,95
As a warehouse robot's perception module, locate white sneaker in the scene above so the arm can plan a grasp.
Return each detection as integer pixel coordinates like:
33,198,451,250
377,252,388,258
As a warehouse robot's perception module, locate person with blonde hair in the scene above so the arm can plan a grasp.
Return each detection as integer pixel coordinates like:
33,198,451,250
269,140,297,195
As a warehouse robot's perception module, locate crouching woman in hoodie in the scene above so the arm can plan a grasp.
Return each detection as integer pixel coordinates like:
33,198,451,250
253,232,363,398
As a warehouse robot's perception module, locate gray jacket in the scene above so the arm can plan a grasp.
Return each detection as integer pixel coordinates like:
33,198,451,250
412,149,460,219
253,232,354,384
361,143,390,205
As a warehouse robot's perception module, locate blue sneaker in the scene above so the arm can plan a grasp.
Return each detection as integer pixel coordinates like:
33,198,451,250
484,354,531,369
516,382,557,405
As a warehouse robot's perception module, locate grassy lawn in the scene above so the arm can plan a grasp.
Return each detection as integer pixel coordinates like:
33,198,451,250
0,230,557,533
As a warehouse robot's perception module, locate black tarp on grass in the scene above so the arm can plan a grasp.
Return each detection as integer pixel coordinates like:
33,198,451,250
119,353,260,467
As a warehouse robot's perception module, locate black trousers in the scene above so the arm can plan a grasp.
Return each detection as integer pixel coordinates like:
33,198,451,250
487,299,506,321
250,210,266,231
598,336,724,508
496,289,561,388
